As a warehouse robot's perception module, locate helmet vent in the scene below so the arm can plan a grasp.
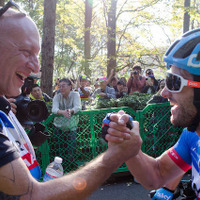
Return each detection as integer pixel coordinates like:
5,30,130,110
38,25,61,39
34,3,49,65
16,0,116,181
197,51,200,61
165,40,180,56
174,37,200,58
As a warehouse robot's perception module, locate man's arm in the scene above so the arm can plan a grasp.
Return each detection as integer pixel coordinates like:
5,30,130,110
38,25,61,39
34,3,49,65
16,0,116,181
79,87,90,98
0,127,142,200
105,111,185,190
125,150,185,189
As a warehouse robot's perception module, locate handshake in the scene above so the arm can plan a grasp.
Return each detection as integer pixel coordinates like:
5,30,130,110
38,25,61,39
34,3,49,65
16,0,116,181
102,112,134,142
101,111,142,160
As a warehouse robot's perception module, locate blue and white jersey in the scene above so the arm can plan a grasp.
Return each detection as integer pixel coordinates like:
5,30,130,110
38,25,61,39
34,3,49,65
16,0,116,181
167,128,200,199
0,110,41,181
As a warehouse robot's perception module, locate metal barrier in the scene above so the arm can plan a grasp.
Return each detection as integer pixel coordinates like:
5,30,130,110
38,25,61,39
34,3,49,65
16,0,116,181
35,102,183,176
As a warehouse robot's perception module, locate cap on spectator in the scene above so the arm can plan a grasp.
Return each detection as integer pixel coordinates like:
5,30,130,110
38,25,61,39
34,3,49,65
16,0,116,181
98,76,107,82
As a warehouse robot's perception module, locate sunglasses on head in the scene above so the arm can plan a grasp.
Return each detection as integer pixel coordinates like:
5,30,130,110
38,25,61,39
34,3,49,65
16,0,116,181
165,72,200,93
0,0,26,17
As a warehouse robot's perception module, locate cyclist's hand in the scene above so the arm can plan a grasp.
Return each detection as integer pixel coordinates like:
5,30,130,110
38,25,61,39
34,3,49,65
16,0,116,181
102,111,133,143
149,187,174,200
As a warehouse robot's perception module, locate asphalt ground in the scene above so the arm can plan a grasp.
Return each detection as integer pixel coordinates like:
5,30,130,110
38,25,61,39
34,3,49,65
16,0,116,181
87,172,151,200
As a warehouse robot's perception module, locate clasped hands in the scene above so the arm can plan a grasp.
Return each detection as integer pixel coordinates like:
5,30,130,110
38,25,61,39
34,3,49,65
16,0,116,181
105,110,142,160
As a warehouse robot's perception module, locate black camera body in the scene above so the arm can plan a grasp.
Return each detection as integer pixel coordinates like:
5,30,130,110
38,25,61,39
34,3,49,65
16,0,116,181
131,70,138,76
15,94,49,126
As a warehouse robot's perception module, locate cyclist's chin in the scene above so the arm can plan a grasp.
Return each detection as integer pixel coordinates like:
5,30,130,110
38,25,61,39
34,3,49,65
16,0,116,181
171,106,184,126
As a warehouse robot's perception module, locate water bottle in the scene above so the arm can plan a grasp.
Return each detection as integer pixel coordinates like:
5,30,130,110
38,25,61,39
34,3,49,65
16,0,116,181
43,156,64,182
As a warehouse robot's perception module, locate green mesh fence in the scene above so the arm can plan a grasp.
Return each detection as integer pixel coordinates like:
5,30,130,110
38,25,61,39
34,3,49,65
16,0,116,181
137,103,183,158
35,102,183,176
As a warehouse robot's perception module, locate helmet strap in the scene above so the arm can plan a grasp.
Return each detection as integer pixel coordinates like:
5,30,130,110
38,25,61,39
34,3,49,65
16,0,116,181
187,75,200,132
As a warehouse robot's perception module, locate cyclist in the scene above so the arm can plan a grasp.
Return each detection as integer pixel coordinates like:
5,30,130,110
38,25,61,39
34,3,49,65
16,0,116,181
105,28,200,200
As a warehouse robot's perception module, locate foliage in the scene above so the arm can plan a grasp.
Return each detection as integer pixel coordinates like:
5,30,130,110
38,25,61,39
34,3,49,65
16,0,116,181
89,92,153,111
14,0,200,87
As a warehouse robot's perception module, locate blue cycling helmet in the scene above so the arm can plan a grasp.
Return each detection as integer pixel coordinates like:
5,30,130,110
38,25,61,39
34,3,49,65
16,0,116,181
164,28,200,75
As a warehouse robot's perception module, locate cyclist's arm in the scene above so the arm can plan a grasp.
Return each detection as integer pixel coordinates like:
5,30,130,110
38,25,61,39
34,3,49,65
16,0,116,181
126,150,185,189
0,146,136,200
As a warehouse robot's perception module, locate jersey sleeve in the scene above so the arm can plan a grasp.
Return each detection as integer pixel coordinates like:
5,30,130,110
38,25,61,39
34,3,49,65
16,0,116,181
0,133,20,168
167,128,192,172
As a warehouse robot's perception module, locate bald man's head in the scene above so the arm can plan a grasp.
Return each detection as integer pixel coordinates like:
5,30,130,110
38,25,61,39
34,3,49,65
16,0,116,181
0,8,41,97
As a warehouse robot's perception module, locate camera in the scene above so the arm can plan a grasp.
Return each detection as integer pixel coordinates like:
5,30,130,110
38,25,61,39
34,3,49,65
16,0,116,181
131,70,138,76
15,94,49,126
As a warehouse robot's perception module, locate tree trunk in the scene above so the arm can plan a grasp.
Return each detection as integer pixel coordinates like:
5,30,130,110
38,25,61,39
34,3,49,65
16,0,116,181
0,0,5,6
41,0,57,97
107,0,117,77
84,0,93,78
183,0,190,33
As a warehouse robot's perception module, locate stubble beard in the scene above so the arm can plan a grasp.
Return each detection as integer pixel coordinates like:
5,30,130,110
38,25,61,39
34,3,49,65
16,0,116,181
171,104,197,128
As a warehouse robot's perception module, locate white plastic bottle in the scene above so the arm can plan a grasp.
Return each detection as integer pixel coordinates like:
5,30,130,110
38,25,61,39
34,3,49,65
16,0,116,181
43,156,64,182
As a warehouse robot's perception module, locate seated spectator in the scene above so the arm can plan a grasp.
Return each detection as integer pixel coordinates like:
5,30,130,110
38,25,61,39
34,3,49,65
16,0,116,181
52,78,81,165
127,65,146,94
92,76,116,99
30,84,52,103
77,75,92,110
116,80,128,98
142,75,157,94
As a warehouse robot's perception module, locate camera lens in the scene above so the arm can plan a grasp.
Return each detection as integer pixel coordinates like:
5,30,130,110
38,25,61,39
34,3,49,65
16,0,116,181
133,70,138,75
27,100,49,123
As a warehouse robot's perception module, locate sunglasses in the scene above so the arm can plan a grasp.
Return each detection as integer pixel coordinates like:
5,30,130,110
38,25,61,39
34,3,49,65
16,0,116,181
165,72,200,93
0,0,26,17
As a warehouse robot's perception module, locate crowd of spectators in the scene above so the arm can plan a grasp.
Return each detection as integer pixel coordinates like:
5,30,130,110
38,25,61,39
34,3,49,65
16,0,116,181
49,66,167,111
18,66,166,115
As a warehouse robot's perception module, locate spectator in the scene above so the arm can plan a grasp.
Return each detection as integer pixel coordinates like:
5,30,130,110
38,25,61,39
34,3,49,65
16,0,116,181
110,76,118,92
120,77,127,86
116,80,128,98
30,84,52,103
52,78,81,165
145,69,159,91
145,68,154,77
77,75,92,110
127,65,146,94
92,76,116,99
141,75,157,94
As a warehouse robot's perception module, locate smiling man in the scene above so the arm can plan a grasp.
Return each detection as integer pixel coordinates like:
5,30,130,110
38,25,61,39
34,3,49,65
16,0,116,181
105,28,200,200
0,2,142,200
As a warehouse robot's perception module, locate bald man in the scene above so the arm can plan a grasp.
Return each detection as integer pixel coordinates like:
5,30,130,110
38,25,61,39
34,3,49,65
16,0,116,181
0,2,141,200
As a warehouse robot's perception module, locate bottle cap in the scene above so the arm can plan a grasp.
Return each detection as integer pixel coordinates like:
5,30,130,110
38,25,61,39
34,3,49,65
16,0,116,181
54,156,63,164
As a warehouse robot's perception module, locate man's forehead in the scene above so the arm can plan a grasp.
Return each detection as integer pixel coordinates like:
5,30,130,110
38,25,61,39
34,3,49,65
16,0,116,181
0,15,40,53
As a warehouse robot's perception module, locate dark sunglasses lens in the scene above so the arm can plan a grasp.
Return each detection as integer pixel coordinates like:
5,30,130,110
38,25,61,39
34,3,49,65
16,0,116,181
166,73,181,91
